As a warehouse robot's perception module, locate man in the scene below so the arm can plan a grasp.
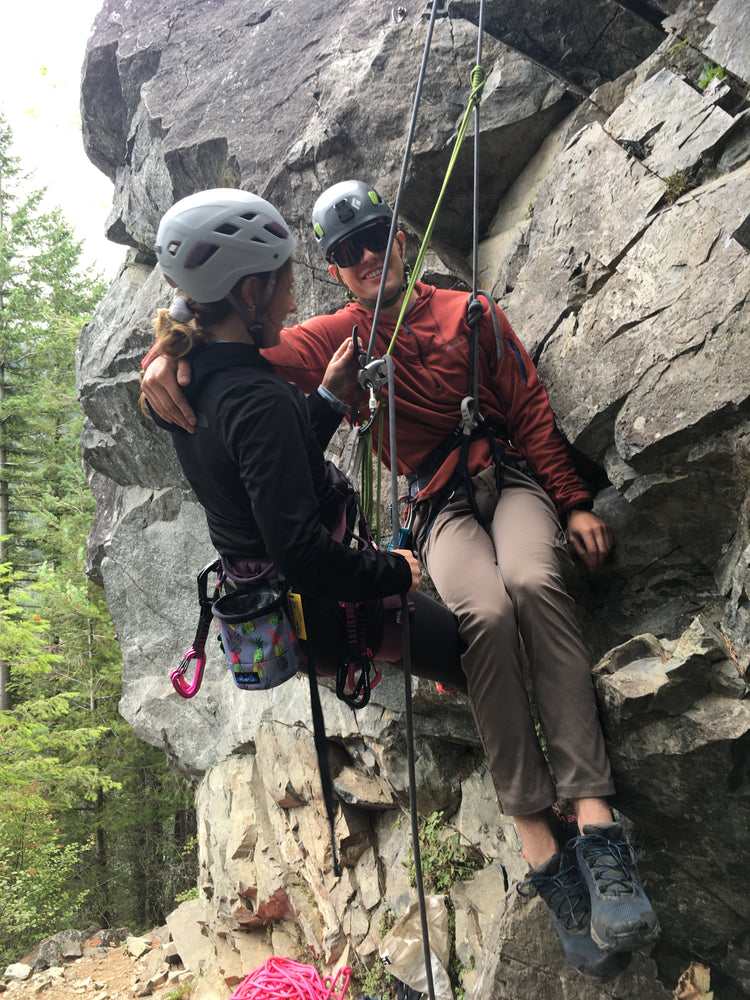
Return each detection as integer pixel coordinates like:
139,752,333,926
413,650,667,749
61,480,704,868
142,180,658,977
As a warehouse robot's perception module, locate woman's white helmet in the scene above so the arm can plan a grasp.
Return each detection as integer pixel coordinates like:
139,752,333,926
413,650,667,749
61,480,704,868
154,188,296,303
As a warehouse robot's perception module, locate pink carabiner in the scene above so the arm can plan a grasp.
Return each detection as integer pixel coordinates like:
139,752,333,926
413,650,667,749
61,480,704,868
171,648,206,699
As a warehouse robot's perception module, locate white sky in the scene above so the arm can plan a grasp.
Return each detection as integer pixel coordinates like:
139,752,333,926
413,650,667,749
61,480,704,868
0,0,124,278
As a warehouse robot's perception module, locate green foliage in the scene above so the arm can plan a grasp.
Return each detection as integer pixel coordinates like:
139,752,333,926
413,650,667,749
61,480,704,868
175,886,200,904
0,820,90,968
165,980,195,1000
404,811,485,895
353,955,397,999
698,61,726,90
354,909,398,998
0,115,106,580
400,812,485,1000
0,116,198,959
452,949,474,1000
664,168,697,205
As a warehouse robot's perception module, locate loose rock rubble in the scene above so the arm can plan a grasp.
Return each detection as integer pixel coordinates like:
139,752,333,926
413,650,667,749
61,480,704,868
1,927,194,1000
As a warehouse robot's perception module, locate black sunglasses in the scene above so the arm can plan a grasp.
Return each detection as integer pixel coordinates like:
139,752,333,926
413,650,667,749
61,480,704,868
326,220,392,268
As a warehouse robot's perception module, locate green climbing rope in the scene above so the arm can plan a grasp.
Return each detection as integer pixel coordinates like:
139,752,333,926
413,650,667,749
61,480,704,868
385,63,486,357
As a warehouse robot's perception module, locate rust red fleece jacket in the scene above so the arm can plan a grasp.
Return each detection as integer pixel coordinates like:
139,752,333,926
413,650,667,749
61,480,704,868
263,283,591,515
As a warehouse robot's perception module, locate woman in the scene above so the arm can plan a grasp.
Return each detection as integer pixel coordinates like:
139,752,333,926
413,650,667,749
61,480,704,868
148,187,466,694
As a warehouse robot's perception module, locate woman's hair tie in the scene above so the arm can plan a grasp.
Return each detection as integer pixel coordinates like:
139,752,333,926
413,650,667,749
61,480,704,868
168,295,195,324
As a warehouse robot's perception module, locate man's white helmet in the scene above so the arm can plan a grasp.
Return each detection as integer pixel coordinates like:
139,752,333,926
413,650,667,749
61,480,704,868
154,188,296,302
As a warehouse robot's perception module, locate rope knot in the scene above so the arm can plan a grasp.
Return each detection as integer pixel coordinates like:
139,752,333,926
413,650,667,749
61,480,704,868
471,64,486,102
467,295,483,329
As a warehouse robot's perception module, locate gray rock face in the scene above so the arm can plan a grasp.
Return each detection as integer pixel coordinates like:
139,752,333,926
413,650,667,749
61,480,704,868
77,0,750,997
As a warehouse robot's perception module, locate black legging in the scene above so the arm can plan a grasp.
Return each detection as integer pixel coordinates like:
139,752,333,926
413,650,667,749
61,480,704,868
301,590,468,694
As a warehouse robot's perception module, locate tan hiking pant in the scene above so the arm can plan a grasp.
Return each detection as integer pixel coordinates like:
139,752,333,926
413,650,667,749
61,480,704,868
416,464,614,815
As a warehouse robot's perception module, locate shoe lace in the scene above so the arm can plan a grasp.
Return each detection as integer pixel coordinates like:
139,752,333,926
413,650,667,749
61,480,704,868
575,834,637,896
517,860,590,932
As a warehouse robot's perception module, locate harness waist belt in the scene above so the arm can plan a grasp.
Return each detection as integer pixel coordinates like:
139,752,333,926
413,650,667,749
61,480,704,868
407,419,513,498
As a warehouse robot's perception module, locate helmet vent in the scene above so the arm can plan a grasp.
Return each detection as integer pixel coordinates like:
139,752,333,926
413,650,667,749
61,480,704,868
214,223,240,236
239,212,258,222
264,221,290,239
167,241,181,256
184,242,220,269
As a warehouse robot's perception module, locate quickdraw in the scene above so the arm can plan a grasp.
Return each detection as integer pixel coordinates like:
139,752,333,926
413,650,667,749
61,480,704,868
338,601,382,709
170,559,221,699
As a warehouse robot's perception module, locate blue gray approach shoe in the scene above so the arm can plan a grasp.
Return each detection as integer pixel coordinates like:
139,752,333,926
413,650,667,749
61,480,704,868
574,822,660,953
517,849,631,979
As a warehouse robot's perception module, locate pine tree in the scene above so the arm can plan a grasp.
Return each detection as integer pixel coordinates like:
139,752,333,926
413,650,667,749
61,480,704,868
0,116,104,707
0,119,196,959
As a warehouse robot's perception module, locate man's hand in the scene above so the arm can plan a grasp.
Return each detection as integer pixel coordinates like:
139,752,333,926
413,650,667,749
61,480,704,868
321,336,361,402
141,356,197,432
567,509,613,572
393,549,421,592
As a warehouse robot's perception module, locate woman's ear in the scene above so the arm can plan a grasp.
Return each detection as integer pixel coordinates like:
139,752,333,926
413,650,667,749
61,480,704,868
239,274,261,312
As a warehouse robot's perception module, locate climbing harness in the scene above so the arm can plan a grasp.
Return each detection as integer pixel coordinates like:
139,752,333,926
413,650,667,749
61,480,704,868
403,290,511,525
170,467,391,877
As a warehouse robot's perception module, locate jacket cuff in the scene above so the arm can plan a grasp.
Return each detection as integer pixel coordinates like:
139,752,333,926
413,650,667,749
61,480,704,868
316,384,349,416
566,499,594,513
561,498,594,529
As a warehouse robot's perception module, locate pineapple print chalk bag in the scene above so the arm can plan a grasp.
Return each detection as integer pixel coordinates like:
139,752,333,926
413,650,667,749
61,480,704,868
212,580,303,690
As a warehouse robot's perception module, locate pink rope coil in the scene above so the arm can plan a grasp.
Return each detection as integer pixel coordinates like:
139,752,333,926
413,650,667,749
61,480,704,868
229,957,351,1000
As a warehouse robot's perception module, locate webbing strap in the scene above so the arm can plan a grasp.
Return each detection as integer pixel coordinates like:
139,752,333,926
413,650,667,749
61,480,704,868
305,649,341,879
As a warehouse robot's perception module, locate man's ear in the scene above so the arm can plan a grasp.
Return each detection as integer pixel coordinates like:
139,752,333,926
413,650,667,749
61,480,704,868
329,263,346,285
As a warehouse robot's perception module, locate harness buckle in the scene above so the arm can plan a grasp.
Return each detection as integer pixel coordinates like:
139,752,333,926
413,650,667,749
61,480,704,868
460,395,478,434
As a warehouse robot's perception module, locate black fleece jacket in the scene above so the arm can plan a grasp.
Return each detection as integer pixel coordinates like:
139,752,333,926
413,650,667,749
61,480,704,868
153,341,411,602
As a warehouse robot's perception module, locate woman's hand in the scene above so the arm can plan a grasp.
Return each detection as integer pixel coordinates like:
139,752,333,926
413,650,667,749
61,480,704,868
393,549,421,592
320,336,362,402
567,509,613,571
141,356,197,432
